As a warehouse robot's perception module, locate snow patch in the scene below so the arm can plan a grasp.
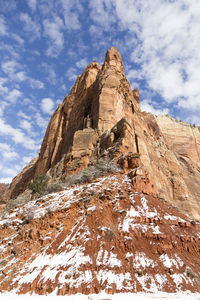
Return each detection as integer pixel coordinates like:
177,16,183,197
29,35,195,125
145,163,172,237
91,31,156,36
159,254,184,269
97,270,132,290
133,252,156,269
96,249,121,268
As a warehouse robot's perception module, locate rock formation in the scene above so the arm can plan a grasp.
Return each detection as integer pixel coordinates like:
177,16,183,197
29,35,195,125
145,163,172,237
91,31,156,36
0,184,7,211
1,47,200,296
3,47,200,221
0,174,200,295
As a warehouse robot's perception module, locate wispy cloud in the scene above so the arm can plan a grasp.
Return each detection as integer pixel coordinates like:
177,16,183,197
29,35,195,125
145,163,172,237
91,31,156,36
1,59,44,89
27,0,37,12
0,77,8,94
2,60,18,75
42,63,57,85
140,99,169,116
76,58,88,69
19,119,32,133
0,117,39,150
35,112,48,130
60,0,82,30
10,33,24,44
29,78,44,89
66,67,78,81
0,143,19,160
112,0,200,112
17,110,31,120
20,12,41,41
43,16,64,57
0,15,7,35
6,89,22,104
89,0,115,30
41,97,55,115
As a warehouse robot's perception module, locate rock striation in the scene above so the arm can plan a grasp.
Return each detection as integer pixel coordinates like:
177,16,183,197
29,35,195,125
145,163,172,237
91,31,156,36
0,173,200,295
3,47,200,220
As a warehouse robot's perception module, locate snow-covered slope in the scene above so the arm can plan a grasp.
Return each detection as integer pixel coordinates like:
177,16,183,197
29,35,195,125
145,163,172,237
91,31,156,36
0,173,200,295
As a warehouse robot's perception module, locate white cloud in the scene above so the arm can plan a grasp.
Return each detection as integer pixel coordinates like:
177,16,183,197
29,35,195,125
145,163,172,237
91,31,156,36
23,155,34,164
35,112,48,129
2,151,19,160
15,71,27,82
61,84,67,91
41,63,57,85
0,117,39,150
185,114,200,126
29,78,44,89
43,16,64,57
0,77,8,94
2,60,18,74
6,89,22,103
20,13,41,41
11,33,24,44
60,0,81,30
0,143,19,160
75,58,88,69
0,101,7,117
0,177,13,184
41,98,55,115
17,110,31,120
19,119,32,133
2,60,44,88
27,0,37,12
87,0,200,120
1,60,27,82
0,142,11,151
89,0,115,29
0,162,23,180
140,99,169,116
66,67,78,81
0,16,7,35
111,0,200,113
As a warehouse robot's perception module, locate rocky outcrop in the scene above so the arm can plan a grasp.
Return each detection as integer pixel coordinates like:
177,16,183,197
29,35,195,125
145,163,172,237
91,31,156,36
1,47,200,296
3,158,38,201
0,173,200,295
4,47,138,201
0,184,7,211
3,47,200,220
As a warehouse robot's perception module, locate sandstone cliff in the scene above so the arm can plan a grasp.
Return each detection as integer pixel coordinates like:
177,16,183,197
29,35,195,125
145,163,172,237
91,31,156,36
1,47,200,296
0,184,7,210
3,47,200,220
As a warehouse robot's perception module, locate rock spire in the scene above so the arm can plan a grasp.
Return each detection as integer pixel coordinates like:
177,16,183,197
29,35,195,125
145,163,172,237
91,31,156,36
3,47,200,220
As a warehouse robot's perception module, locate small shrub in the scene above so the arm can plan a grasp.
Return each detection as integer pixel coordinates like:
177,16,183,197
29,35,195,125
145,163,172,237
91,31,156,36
81,167,93,182
105,224,116,241
96,158,108,173
63,159,118,188
29,173,48,195
46,182,63,193
73,159,80,169
105,228,114,241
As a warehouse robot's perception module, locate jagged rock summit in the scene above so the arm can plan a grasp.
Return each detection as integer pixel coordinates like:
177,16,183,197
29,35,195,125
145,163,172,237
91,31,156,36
0,47,200,296
4,46,200,220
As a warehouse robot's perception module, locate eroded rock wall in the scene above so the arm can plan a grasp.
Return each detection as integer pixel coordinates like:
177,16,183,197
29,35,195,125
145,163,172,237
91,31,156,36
3,47,200,220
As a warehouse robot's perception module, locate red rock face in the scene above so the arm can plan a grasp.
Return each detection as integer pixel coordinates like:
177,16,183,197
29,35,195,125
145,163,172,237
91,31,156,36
0,184,7,205
0,173,199,295
3,46,200,221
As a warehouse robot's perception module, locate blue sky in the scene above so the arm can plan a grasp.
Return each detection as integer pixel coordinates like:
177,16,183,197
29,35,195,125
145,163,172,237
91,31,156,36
0,0,200,183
